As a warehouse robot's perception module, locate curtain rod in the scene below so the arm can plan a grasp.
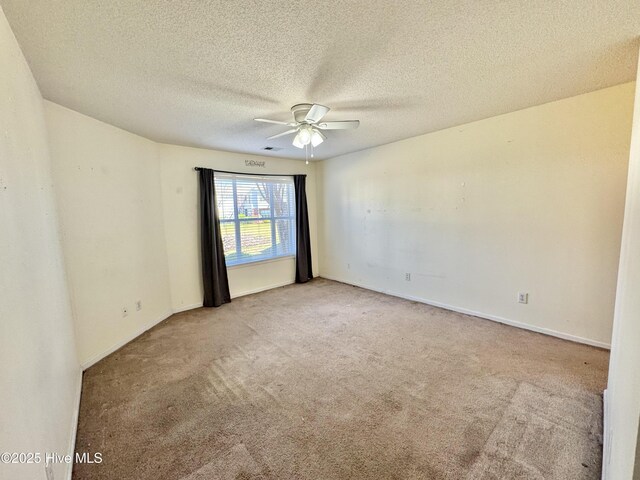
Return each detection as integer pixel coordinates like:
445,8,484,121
193,167,305,178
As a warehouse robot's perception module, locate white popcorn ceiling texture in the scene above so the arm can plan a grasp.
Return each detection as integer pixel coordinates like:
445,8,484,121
2,0,639,160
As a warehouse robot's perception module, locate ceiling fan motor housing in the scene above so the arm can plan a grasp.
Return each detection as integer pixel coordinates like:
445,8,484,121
291,103,314,123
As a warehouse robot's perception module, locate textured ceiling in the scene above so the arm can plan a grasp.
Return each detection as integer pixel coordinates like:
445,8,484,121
2,1,639,160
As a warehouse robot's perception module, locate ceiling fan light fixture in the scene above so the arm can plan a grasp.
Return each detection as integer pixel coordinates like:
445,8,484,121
311,129,325,147
297,126,312,146
292,133,304,149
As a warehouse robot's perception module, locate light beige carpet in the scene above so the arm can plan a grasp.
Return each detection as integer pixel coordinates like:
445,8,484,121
73,278,608,480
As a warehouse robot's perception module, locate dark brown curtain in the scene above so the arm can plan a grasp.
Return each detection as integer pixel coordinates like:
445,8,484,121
293,174,313,283
199,168,231,307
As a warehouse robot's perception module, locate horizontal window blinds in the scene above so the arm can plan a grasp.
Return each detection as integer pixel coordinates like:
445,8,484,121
214,172,296,266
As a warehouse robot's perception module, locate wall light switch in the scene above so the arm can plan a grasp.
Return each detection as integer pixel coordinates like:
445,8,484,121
136,300,142,311
518,292,528,304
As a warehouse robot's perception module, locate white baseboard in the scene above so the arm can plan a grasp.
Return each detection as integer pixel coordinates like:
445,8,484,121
172,302,203,314
80,274,608,370
171,280,295,313
80,308,174,370
174,282,299,308
320,275,611,350
66,370,83,479
602,388,611,480
231,280,294,299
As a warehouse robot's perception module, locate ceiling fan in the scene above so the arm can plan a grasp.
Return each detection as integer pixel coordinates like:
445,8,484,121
254,104,359,159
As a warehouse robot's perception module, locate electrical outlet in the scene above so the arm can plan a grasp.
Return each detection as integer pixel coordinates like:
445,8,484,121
122,306,129,317
405,273,411,281
136,300,142,311
518,292,528,304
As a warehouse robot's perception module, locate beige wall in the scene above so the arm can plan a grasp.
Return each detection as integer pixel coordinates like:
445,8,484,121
635,431,640,480
159,144,319,311
44,102,173,368
43,103,320,367
318,83,634,347
604,57,640,480
0,8,80,480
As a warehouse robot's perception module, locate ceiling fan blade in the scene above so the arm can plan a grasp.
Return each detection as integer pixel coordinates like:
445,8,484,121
305,104,330,123
317,120,360,130
267,129,298,140
254,118,295,126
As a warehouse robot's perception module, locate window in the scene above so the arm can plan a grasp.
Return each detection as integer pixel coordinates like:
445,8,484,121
214,173,296,266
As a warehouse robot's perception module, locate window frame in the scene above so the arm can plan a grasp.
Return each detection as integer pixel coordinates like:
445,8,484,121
214,173,296,267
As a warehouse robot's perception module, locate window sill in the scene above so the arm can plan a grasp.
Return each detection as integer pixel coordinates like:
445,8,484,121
227,255,295,270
